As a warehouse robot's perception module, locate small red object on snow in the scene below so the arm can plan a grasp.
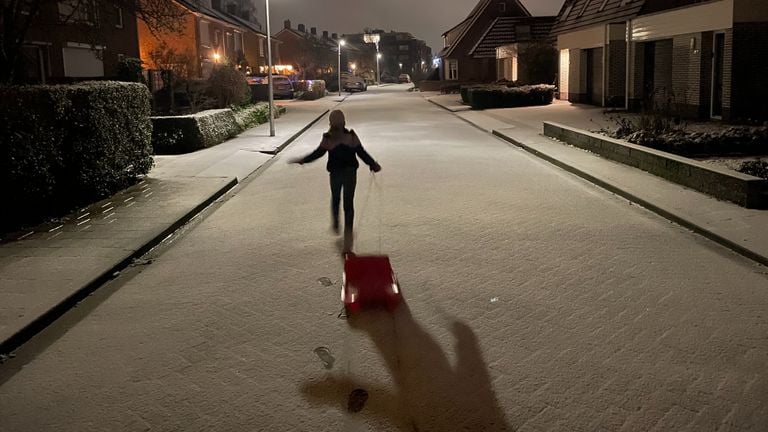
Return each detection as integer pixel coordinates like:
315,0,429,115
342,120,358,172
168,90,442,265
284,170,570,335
342,253,402,313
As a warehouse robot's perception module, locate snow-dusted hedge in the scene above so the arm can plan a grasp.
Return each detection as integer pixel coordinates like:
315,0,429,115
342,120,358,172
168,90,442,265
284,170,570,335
152,108,240,154
465,84,555,109
153,104,287,154
0,81,153,232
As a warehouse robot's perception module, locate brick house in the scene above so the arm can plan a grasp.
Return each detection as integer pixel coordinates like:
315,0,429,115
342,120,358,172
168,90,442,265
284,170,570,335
555,0,768,121
438,0,551,83
275,21,345,79
17,1,140,83
138,0,279,79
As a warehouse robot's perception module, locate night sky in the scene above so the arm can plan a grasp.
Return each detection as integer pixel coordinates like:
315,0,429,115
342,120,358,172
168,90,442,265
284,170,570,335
264,0,564,54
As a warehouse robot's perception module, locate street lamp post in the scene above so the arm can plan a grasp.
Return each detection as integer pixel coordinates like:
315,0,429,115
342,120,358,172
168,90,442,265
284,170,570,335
364,33,381,86
337,39,345,96
265,0,274,136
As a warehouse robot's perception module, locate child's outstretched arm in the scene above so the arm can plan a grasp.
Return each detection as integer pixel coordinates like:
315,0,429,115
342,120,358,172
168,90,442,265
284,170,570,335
289,136,329,164
351,131,381,172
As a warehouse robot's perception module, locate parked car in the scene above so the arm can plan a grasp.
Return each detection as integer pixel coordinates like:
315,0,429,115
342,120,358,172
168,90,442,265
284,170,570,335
246,75,295,99
398,74,411,83
344,75,367,92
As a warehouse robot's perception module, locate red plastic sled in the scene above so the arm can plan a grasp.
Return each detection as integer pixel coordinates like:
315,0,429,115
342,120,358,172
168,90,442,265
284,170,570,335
342,253,402,313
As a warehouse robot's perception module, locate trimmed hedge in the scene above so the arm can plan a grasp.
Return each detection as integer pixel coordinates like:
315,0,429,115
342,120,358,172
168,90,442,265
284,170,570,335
152,104,287,154
152,109,240,154
466,84,555,110
0,81,153,233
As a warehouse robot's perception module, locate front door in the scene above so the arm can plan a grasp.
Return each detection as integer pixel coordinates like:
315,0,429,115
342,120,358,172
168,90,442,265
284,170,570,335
712,32,725,118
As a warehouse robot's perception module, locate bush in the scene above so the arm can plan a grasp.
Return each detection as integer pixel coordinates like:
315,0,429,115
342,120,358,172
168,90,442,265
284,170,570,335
738,160,768,179
466,84,555,109
609,118,768,157
233,103,270,130
117,57,145,83
296,80,326,100
0,81,153,232
207,65,250,108
152,109,240,154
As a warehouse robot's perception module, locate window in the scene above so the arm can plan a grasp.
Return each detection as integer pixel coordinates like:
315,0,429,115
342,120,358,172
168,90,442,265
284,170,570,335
259,38,265,57
447,59,458,80
58,0,96,24
599,0,610,11
235,32,242,53
115,6,123,28
399,44,409,51
63,44,104,77
498,2,506,12
200,21,211,46
214,29,222,48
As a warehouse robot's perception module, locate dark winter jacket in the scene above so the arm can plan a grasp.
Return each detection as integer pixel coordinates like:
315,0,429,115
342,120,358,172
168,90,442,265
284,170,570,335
299,129,379,172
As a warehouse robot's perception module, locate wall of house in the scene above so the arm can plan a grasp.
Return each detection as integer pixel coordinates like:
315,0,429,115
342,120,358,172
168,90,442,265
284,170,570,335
731,22,768,120
22,2,139,81
733,0,768,22
138,13,198,76
444,0,530,82
632,0,733,41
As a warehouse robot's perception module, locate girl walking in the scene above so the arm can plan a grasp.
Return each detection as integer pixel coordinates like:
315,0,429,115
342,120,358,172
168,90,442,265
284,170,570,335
290,110,381,235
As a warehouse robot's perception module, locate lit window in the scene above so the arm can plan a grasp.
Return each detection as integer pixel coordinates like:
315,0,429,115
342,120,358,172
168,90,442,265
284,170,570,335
447,59,458,80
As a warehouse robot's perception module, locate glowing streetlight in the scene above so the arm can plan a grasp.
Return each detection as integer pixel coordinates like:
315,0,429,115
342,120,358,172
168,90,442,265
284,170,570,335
265,0,275,136
338,39,346,96
364,33,381,86
213,52,221,62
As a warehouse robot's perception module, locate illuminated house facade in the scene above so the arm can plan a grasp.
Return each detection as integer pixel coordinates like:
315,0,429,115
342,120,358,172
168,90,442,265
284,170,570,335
554,0,768,120
138,0,279,78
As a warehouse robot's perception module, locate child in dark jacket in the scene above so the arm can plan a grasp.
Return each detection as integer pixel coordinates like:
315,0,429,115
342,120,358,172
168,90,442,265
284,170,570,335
290,110,381,235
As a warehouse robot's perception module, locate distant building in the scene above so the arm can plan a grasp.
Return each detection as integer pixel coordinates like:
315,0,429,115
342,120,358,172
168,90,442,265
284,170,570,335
15,0,140,83
438,0,553,83
343,31,432,80
554,0,768,120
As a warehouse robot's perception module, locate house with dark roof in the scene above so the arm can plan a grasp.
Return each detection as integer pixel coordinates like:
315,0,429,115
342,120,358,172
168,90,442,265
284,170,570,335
275,21,345,80
137,0,279,79
555,0,768,120
438,0,555,83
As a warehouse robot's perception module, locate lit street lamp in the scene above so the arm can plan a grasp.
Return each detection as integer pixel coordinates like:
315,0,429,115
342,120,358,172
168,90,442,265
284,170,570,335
364,33,381,86
265,0,274,136
337,39,345,96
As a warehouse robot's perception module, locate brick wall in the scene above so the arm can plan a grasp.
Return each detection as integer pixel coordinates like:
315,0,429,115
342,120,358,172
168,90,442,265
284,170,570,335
731,23,768,120
590,47,604,105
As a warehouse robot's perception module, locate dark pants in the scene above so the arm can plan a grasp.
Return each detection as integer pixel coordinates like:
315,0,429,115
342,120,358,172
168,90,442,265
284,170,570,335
330,168,357,232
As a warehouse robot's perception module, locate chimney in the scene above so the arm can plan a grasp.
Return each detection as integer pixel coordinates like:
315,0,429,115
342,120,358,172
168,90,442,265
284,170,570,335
284,20,291,29
332,33,338,39
323,31,329,39
310,27,316,35
298,23,305,32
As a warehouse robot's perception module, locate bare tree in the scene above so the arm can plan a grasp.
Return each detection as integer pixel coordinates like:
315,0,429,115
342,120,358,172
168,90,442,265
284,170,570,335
0,0,187,84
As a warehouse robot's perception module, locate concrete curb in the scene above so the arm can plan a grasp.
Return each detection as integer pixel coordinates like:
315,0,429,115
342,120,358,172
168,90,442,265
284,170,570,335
426,97,471,113
493,130,768,268
0,177,238,356
259,109,330,155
